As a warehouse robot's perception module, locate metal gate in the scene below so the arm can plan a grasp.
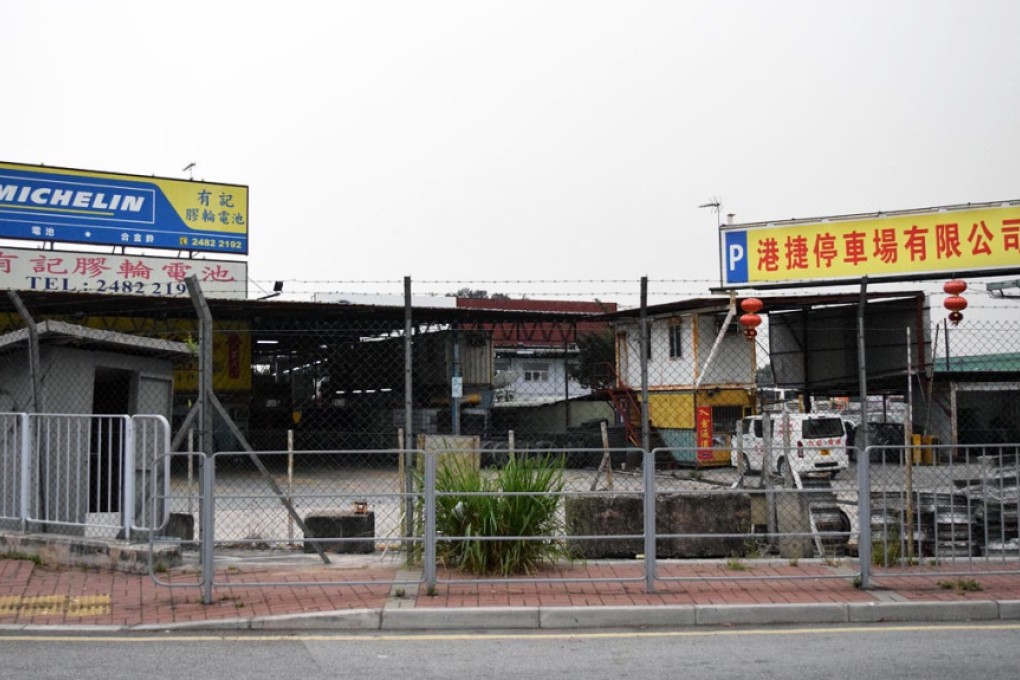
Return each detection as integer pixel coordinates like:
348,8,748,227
0,412,171,540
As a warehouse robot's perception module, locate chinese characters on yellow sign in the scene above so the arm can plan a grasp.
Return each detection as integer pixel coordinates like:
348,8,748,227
721,203,1020,287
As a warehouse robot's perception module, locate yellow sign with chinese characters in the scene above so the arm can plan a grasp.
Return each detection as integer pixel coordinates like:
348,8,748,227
721,202,1020,286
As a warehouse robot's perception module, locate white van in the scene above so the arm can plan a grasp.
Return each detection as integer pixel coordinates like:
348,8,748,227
732,412,849,478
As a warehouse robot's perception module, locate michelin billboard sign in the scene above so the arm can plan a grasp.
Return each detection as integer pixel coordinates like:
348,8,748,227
0,161,248,255
721,200,1020,288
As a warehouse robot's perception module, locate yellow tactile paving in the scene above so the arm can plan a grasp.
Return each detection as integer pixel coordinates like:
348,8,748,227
0,594,111,617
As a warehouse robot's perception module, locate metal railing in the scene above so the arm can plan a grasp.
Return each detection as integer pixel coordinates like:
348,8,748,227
862,443,1020,586
0,412,171,540
4,422,1018,601
146,443,1020,602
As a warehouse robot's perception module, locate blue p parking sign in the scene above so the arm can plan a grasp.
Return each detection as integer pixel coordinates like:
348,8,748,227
723,230,748,285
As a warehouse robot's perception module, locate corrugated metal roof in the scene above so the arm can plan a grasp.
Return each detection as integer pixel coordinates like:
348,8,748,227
597,291,927,320
0,290,613,324
935,352,1020,373
0,320,192,360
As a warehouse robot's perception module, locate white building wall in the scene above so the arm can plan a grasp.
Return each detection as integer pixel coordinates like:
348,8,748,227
499,355,588,403
695,315,757,386
618,313,753,389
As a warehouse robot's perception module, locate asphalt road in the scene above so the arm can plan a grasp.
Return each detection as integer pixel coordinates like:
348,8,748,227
3,623,1019,680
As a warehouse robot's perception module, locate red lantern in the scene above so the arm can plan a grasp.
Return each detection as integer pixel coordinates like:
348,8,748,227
944,295,968,326
738,298,764,339
739,313,762,338
943,279,967,296
740,297,764,314
943,280,968,325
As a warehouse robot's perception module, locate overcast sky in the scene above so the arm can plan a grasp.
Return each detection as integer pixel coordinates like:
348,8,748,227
4,1,1020,307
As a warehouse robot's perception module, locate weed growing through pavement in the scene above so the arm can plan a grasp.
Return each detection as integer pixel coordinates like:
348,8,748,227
726,556,747,571
742,539,763,559
2,551,44,566
938,578,982,593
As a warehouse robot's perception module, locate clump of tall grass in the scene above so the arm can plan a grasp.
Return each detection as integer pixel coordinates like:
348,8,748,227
434,453,568,575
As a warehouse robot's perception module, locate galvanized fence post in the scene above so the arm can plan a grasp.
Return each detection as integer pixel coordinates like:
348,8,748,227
19,413,31,532
639,276,650,455
643,447,656,593
857,445,872,588
424,449,437,590
201,453,216,605
404,276,415,547
639,278,655,593
855,279,871,588
122,416,135,542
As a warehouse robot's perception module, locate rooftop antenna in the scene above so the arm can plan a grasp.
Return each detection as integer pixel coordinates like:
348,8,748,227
698,198,722,227
182,162,196,180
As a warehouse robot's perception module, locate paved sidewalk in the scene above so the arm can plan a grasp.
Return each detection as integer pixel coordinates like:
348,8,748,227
2,555,1020,632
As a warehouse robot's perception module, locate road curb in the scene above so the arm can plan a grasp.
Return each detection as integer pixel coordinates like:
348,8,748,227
8,599,1020,634
540,605,696,629
848,600,999,623
997,600,1020,620
381,606,539,630
253,609,383,631
694,603,848,626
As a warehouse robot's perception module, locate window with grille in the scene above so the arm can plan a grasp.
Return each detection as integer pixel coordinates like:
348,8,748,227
523,362,550,382
668,319,683,358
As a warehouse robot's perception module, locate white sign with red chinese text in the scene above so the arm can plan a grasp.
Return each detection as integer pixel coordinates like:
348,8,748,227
0,246,246,299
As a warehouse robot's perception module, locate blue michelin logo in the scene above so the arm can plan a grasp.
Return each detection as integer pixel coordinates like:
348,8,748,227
0,175,154,224
724,231,748,285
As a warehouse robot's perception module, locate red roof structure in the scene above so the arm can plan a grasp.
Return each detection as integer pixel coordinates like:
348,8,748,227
455,298,616,346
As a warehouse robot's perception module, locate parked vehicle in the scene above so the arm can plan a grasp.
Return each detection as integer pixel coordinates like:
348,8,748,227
867,422,906,462
732,413,849,479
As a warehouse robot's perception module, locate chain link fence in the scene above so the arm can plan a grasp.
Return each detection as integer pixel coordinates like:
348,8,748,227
0,281,1018,592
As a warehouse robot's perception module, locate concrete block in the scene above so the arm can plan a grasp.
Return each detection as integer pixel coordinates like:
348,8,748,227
165,512,194,541
776,492,812,559
662,493,752,558
303,512,375,554
564,495,646,559
0,531,181,574
564,493,753,559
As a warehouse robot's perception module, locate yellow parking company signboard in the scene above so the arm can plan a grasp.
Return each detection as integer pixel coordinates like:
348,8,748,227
720,201,1020,287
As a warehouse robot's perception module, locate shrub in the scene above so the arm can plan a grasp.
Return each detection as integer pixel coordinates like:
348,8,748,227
871,530,902,566
433,452,568,575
